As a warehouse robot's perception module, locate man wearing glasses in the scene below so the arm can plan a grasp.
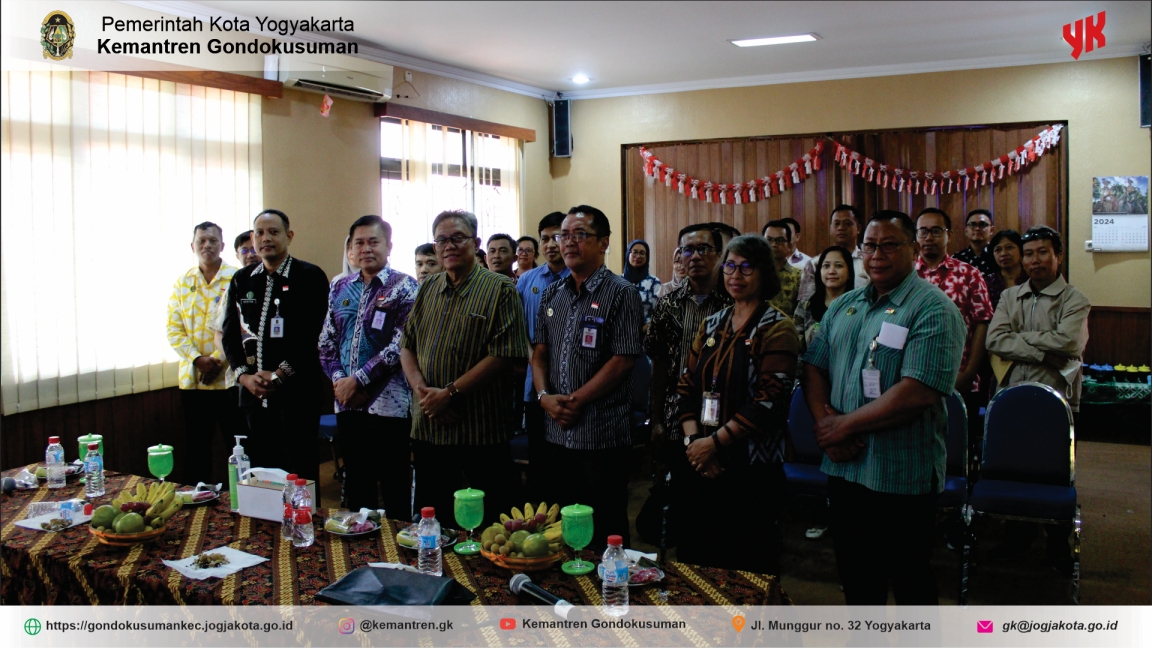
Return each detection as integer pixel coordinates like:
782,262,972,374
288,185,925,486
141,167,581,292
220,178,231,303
914,208,994,397
764,219,802,317
802,210,965,605
400,210,529,522
515,212,570,500
532,205,644,552
646,224,731,460
953,209,998,276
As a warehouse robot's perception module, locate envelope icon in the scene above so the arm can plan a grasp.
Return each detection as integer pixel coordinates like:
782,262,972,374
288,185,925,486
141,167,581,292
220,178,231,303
976,620,994,633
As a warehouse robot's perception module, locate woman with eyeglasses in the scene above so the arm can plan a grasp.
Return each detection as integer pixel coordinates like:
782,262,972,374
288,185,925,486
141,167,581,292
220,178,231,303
793,246,855,355
983,229,1028,311
655,247,688,299
622,239,662,326
673,235,799,573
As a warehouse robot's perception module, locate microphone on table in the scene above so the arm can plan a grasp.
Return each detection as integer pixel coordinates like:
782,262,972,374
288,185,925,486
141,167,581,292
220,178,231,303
509,573,583,621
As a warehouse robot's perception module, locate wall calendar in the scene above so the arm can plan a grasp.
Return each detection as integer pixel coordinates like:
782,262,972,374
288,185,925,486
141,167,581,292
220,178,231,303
1091,176,1148,252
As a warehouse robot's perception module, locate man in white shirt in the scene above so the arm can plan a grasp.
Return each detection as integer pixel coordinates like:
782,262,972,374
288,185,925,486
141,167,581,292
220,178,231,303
798,205,868,302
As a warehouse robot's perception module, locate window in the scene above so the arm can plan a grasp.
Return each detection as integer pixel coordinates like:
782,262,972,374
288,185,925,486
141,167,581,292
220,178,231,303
1,68,262,414
380,117,521,277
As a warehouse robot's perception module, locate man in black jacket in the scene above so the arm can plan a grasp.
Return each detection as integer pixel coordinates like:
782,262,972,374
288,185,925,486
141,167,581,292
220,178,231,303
223,209,329,482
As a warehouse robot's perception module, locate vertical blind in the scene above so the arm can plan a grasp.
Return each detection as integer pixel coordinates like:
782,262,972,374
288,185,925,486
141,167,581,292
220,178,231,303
380,118,521,277
1,66,262,415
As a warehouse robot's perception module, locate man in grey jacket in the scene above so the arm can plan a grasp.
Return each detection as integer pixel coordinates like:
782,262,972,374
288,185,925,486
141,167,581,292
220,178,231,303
985,225,1089,575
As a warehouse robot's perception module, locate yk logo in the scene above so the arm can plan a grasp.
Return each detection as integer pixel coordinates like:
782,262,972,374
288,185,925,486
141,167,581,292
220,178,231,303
1063,11,1105,60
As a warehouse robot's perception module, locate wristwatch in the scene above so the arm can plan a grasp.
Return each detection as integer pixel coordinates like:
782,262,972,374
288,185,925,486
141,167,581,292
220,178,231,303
270,372,283,387
446,382,461,397
537,389,549,400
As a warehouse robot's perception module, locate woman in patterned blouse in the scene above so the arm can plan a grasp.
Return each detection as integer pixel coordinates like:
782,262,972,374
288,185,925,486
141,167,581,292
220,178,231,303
622,239,662,326
675,235,799,574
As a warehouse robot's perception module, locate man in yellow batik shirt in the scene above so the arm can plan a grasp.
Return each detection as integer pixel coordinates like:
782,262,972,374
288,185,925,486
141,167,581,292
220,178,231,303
167,222,246,484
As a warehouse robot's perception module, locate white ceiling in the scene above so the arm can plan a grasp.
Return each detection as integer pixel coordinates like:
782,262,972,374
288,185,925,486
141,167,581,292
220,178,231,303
131,1,1150,98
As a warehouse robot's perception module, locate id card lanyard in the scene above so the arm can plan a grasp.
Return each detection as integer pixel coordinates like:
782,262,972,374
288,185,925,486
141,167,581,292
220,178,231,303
700,319,741,428
862,336,881,399
270,299,284,338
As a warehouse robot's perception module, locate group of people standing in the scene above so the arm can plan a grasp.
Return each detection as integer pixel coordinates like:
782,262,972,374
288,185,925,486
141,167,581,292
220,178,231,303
166,199,1089,603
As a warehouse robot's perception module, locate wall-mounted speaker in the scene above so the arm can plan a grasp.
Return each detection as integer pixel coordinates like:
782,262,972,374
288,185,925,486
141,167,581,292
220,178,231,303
1140,54,1150,128
552,99,572,158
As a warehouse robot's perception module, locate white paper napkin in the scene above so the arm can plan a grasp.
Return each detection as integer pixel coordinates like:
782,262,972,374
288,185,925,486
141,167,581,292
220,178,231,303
624,549,657,564
15,512,92,532
367,562,418,573
163,546,268,580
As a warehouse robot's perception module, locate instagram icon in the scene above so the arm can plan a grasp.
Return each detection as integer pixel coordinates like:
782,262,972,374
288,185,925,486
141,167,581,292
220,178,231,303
338,618,355,634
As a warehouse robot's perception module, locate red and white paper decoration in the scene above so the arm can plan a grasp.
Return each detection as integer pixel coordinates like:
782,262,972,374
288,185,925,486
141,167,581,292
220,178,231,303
639,125,1062,202
832,125,1063,195
639,142,825,204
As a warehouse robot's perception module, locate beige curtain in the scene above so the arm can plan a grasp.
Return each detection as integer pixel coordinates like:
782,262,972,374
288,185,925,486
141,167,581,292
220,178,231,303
381,118,521,278
1,66,262,415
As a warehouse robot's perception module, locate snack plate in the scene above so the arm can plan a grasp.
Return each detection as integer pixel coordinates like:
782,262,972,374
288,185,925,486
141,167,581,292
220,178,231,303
175,491,220,506
327,521,381,538
34,464,84,480
597,563,667,587
395,529,457,550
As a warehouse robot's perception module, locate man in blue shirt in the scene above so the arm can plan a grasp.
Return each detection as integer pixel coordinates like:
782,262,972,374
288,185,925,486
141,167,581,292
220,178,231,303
515,211,570,500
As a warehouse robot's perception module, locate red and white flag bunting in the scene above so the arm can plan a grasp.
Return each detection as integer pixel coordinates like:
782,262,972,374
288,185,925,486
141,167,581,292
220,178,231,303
639,125,1061,202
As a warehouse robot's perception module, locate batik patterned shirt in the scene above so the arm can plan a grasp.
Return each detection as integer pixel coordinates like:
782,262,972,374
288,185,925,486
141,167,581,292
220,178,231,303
916,256,994,392
318,268,419,418
167,264,237,390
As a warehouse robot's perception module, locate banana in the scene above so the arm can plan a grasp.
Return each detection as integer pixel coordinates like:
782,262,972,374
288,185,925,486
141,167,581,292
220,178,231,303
510,507,523,521
545,503,560,524
538,502,548,519
147,492,173,517
548,542,561,552
524,503,535,519
158,501,182,523
499,513,511,523
135,483,148,501
543,526,563,542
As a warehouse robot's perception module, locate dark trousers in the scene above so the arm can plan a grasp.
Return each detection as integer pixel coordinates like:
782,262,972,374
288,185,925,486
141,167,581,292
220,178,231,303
524,397,560,505
180,388,246,485
244,400,320,483
411,439,519,528
545,442,632,554
675,456,785,575
828,475,939,605
337,411,411,518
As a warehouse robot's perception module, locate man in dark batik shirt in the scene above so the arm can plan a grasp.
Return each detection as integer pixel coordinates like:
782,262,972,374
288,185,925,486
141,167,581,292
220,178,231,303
223,209,330,483
952,209,998,276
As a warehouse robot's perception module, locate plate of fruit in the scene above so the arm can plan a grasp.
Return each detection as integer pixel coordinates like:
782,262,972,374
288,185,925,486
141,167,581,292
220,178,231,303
33,463,84,480
395,527,456,549
479,502,564,572
175,489,219,506
89,482,183,546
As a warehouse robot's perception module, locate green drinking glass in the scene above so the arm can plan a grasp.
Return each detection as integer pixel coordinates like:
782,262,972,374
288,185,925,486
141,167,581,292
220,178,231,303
453,488,485,555
147,444,173,482
77,434,104,484
560,504,594,575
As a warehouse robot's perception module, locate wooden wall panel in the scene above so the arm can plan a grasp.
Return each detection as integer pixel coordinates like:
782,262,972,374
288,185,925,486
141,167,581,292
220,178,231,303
1083,308,1152,367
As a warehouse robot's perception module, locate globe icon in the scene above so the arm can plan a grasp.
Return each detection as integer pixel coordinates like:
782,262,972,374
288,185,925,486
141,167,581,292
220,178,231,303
24,618,42,635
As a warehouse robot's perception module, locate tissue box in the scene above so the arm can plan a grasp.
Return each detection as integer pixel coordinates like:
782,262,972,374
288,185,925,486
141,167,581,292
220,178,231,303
236,468,317,522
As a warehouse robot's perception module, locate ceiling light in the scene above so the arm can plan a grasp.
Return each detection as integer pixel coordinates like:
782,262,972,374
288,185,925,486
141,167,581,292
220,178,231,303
572,74,590,84
731,33,819,47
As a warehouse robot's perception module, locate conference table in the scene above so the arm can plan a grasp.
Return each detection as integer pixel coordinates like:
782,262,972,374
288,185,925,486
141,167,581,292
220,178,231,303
1,469,788,607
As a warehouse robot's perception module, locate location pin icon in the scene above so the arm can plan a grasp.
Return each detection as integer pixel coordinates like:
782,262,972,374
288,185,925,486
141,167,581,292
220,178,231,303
732,615,745,632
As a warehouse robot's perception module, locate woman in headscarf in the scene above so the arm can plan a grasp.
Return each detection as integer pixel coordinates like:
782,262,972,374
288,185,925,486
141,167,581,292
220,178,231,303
622,239,661,326
655,246,687,300
331,235,359,283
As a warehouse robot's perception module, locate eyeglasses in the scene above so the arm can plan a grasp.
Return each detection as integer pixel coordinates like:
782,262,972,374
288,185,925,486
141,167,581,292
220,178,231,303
861,241,907,255
540,234,561,243
721,261,756,276
916,227,948,239
765,236,789,246
680,244,715,258
966,222,992,230
433,234,472,248
516,248,535,255
557,231,598,243
238,247,257,255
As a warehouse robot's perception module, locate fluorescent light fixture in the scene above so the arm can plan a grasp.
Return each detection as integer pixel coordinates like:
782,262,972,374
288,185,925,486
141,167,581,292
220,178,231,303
572,74,590,84
731,33,819,47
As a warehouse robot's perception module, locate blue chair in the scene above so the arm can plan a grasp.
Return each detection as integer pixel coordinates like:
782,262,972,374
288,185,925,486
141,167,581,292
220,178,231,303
962,382,1081,604
939,391,969,509
784,386,828,498
630,355,652,446
317,414,343,508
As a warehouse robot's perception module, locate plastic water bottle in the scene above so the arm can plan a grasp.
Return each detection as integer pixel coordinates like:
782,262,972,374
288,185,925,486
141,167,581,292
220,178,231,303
601,534,629,617
291,479,314,548
45,436,66,489
416,506,442,576
27,498,87,518
83,442,105,498
281,473,298,541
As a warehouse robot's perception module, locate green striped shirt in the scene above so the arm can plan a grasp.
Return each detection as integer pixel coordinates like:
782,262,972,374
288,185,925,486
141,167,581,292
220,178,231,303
401,263,529,445
804,272,965,495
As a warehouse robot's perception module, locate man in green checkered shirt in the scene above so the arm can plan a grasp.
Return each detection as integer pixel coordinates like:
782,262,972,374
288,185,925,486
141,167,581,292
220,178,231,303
802,210,965,605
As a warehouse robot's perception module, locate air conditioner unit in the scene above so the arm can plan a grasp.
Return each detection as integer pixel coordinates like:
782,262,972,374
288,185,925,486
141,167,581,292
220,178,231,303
272,53,393,102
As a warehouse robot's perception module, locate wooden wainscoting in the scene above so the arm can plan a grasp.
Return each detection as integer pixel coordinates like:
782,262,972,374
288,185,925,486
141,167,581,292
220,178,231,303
1084,306,1152,367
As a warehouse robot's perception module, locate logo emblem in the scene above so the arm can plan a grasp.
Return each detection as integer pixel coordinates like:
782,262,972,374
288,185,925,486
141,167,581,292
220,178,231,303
246,291,255,299
532,286,539,294
24,618,42,636
40,11,75,61
499,618,516,630
976,620,994,633
337,618,355,634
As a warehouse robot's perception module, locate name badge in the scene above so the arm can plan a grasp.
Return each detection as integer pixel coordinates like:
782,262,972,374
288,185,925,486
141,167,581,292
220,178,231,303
581,315,603,349
700,392,721,426
862,368,881,399
371,310,386,330
270,316,284,338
